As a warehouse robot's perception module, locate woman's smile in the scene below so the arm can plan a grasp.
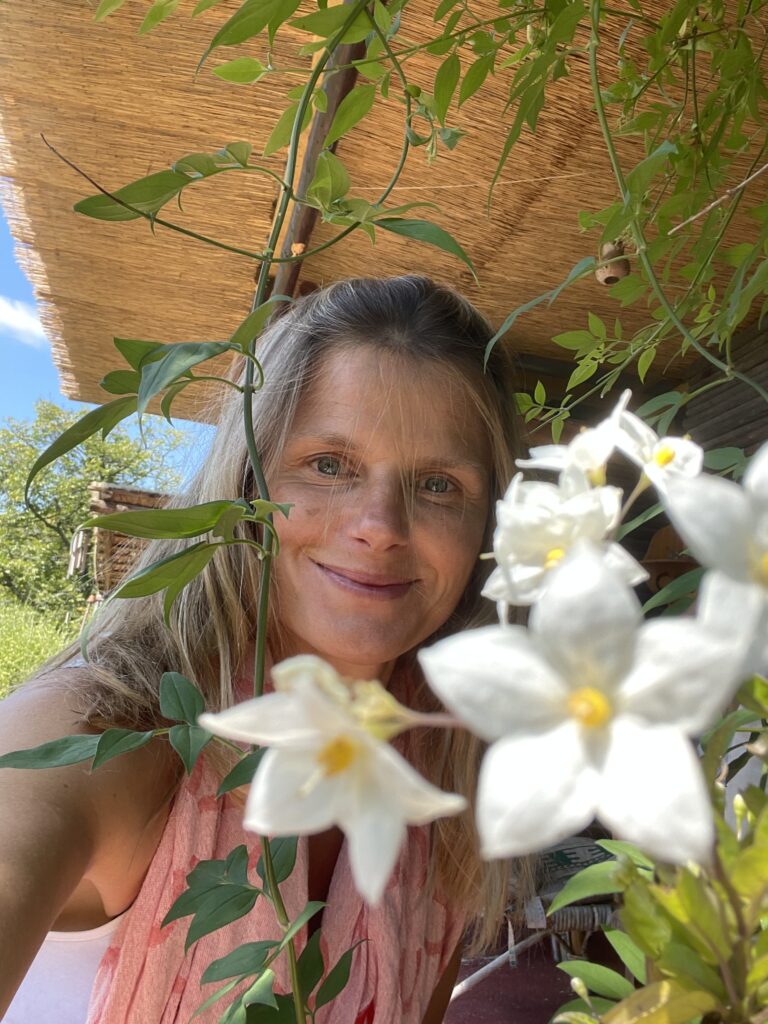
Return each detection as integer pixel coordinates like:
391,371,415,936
311,558,417,600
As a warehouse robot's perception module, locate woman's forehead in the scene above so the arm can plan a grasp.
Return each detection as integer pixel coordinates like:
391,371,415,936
291,346,491,463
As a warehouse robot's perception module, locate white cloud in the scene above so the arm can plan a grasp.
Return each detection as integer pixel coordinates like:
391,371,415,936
0,294,48,349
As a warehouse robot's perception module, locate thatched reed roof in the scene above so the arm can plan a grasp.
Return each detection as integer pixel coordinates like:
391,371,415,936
0,0,763,423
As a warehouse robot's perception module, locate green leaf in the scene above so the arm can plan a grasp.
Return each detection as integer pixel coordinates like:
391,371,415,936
603,929,647,984
214,57,268,84
94,0,127,20
558,961,635,1000
169,724,213,774
609,274,647,307
548,860,621,914
587,310,606,341
376,218,477,281
25,396,137,500
617,501,662,541
100,369,140,395
637,347,655,383
193,0,226,13
242,969,278,1010
113,337,165,370
204,0,300,55
290,5,371,44
566,359,598,391
625,141,677,205
112,542,220,625
257,836,298,891
534,380,546,404
641,568,703,615
92,728,155,769
263,103,312,158
225,142,254,167
297,930,325,997
202,940,278,984
74,170,190,222
160,671,206,723
552,330,595,353
548,0,586,43
0,734,100,770
140,0,181,33
656,942,726,998
217,749,266,796
434,52,460,123
137,341,233,417
305,151,351,211
230,296,292,352
323,84,376,148
84,500,242,540
245,994,296,1022
315,942,364,1010
277,901,325,951
601,981,716,1024
595,840,653,869
160,380,191,424
553,997,617,1021
458,54,493,106
186,886,260,949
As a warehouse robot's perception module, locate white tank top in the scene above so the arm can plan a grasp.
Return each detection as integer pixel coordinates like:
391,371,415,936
2,911,128,1024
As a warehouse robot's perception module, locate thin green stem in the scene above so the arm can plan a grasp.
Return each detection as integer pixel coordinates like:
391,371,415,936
588,0,768,405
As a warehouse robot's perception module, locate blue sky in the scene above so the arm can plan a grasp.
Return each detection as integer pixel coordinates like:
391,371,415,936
0,208,213,484
0,211,82,420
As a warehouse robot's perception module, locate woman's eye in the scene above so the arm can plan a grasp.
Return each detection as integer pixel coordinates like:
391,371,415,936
422,475,453,495
313,455,343,477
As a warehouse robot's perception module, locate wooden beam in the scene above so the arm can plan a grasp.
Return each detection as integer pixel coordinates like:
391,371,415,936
271,34,367,300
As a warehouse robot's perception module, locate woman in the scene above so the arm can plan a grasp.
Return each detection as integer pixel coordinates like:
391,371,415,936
0,275,524,1023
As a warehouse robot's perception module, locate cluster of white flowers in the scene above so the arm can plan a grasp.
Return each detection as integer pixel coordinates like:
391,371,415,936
201,391,763,902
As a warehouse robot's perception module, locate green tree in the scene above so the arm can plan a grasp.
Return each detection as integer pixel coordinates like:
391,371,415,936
0,400,185,622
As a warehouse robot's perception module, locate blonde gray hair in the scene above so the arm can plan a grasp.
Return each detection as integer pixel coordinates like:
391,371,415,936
43,275,531,950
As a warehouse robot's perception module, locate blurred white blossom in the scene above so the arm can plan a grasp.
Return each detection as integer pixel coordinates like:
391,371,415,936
421,547,742,865
199,656,466,904
516,389,631,488
616,408,703,492
663,442,768,677
482,471,646,614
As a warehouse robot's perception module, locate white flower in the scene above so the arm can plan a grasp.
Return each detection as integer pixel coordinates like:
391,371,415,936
663,442,768,677
420,546,743,865
198,656,466,904
482,471,647,612
516,390,631,488
616,408,703,492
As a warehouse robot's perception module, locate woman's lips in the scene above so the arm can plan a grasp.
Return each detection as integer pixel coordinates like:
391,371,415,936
312,560,415,600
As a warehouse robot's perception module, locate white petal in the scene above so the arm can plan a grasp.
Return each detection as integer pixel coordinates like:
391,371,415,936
604,543,649,587
419,626,568,741
663,475,753,578
206,678,353,747
698,570,768,679
272,655,350,703
532,547,640,690
745,442,768,504
371,743,467,823
616,410,657,465
516,445,567,472
644,438,703,491
620,619,744,735
476,722,597,858
340,790,406,905
243,748,340,835
598,719,714,865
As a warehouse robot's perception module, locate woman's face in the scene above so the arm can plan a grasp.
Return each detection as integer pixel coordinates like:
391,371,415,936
268,345,492,681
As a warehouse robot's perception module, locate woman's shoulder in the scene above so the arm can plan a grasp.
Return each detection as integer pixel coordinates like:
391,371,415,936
0,668,179,860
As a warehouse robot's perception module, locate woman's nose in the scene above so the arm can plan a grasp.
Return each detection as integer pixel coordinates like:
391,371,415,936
349,479,410,550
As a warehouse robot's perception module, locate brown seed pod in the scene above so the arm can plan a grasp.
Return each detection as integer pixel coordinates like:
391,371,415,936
596,241,631,285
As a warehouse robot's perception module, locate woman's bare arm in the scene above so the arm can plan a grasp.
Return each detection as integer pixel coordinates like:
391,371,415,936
0,674,176,1017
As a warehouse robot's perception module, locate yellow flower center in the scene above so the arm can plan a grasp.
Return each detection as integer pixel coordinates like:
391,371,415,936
316,735,359,776
588,465,607,487
567,687,612,728
753,552,768,588
653,445,676,467
544,547,567,570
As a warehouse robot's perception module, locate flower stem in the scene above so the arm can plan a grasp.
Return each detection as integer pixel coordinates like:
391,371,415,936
587,1,768,407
